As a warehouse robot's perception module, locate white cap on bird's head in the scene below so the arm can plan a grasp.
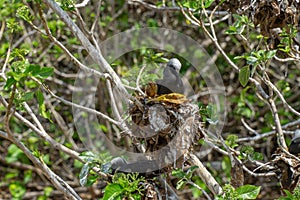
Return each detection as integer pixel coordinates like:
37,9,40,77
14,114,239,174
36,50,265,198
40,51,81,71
166,58,182,73
293,129,300,139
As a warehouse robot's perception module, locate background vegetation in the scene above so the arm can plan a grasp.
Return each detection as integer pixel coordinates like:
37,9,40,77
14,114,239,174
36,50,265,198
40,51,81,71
0,0,300,199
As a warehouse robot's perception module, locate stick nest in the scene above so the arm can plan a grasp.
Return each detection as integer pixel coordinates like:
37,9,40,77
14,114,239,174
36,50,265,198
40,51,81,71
128,82,204,167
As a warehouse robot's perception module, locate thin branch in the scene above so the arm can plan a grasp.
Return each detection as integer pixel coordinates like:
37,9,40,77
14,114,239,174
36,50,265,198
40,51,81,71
1,40,11,76
75,0,91,8
0,20,5,41
35,3,105,78
0,95,107,179
41,0,130,102
268,98,288,149
135,64,146,95
274,55,300,62
187,180,212,200
241,118,259,136
0,130,9,140
127,0,229,15
90,0,102,33
3,85,81,200
264,78,300,117
32,76,120,126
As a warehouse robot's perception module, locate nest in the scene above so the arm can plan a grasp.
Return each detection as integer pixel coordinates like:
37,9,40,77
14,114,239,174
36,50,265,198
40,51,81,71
272,149,300,191
220,0,299,49
128,82,203,169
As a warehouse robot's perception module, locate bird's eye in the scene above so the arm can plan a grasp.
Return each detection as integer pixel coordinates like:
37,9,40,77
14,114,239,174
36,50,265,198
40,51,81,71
169,65,176,70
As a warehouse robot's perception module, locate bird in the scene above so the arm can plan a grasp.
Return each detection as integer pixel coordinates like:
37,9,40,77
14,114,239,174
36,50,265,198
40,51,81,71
156,58,184,95
289,129,300,155
109,157,160,176
110,157,127,172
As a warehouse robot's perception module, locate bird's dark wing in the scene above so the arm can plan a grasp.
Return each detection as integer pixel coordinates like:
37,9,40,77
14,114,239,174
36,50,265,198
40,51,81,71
156,68,184,95
289,139,300,154
156,81,174,95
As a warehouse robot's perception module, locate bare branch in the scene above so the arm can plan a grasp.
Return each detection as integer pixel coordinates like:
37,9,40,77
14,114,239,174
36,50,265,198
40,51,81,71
41,0,130,101
188,153,223,195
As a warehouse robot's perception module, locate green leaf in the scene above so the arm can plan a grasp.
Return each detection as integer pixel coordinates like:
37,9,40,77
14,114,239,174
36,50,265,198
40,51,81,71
35,90,52,121
20,91,35,102
6,144,24,163
225,26,237,34
266,50,277,59
4,77,16,90
102,183,123,200
33,67,54,78
225,134,239,148
182,1,198,9
26,64,41,74
236,185,261,199
36,90,44,106
79,151,97,163
7,71,25,81
38,104,52,122
187,165,199,174
23,170,32,184
44,186,53,197
79,163,91,186
204,0,214,8
245,56,258,65
172,169,186,178
253,152,263,161
239,66,250,87
9,181,26,199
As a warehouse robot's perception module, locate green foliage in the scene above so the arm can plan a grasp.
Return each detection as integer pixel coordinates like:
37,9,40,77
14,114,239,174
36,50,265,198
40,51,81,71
199,103,219,124
278,26,297,53
79,151,102,186
5,51,53,88
36,90,51,121
221,156,231,178
6,144,30,164
2,45,54,119
172,166,206,199
58,0,75,11
9,181,26,200
37,186,54,200
16,5,34,22
217,184,261,200
6,18,22,33
235,86,255,119
225,134,239,148
120,50,168,87
278,186,300,200
239,65,250,87
181,0,214,9
276,80,291,98
4,163,33,200
23,170,32,184
240,146,263,161
235,49,277,68
102,173,145,200
79,151,112,186
225,15,253,35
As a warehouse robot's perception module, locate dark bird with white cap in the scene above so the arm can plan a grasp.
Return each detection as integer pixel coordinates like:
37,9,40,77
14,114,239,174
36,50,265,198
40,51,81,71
156,58,184,95
289,129,300,155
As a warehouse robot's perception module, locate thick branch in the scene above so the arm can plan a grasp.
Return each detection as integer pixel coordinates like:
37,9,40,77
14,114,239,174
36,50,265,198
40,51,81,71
189,153,223,195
